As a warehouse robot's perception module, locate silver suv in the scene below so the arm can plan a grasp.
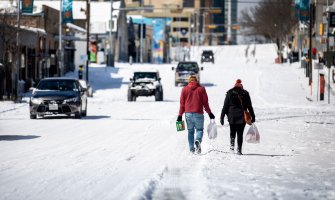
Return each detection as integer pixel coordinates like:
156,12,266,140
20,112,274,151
172,61,203,86
128,70,163,101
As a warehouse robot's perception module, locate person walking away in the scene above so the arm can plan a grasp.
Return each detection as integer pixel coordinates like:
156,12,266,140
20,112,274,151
177,75,215,154
220,79,255,155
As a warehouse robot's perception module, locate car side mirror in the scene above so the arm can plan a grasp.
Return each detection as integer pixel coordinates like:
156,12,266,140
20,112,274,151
130,78,133,81
171,67,175,70
29,87,35,92
158,77,161,81
201,67,204,70
81,88,87,92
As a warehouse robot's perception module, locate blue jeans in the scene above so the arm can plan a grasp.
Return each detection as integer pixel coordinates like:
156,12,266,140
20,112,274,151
185,112,204,151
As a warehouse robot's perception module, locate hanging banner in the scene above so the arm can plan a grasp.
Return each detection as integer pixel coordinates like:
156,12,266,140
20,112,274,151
152,19,165,64
294,0,300,18
299,0,310,22
21,0,34,13
62,0,74,24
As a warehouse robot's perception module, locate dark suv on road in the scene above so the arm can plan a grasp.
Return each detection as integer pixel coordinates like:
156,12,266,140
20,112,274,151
201,50,214,64
29,77,88,119
172,61,203,86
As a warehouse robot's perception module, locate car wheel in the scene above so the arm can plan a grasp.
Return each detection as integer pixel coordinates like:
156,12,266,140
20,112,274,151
132,95,136,101
82,103,87,117
30,114,37,119
75,111,82,119
155,89,162,101
159,90,164,101
127,90,133,101
75,106,82,119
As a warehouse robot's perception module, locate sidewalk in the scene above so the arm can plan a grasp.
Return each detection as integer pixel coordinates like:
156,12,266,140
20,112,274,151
305,60,335,103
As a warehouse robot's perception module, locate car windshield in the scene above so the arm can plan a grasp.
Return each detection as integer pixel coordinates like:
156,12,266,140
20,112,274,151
37,80,78,91
177,63,199,72
134,72,157,80
202,51,213,56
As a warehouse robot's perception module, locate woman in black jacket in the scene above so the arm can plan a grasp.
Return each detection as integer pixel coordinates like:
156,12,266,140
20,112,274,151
220,79,255,155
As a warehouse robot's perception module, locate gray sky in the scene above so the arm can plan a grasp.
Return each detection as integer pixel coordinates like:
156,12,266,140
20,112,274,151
238,0,261,18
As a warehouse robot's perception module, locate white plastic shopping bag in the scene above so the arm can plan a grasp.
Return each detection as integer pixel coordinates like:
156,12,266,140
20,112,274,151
207,119,217,140
245,124,260,143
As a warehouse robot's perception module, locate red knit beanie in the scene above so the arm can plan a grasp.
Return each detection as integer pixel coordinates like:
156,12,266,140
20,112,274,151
234,79,243,88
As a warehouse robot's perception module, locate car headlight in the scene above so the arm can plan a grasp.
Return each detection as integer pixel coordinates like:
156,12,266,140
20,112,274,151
209,56,212,59
31,97,43,104
202,56,205,59
63,97,79,103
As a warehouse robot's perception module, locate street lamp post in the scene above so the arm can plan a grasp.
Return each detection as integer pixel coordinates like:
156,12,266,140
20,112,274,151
108,0,114,67
140,0,144,63
16,0,21,99
86,0,90,82
59,0,63,76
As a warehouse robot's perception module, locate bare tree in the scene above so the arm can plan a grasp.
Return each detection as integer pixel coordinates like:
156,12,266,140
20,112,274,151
240,0,298,52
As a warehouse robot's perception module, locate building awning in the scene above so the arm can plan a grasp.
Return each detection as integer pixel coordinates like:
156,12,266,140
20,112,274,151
66,23,86,34
20,25,46,35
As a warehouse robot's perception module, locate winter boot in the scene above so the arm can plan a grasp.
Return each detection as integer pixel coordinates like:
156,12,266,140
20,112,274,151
190,148,195,154
237,146,243,155
195,140,201,154
230,138,235,151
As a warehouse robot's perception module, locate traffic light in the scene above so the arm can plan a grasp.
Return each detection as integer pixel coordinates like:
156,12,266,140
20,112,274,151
207,25,217,29
319,23,324,36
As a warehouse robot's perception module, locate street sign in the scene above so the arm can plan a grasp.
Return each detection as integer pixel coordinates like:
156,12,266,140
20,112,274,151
324,51,334,68
181,28,188,36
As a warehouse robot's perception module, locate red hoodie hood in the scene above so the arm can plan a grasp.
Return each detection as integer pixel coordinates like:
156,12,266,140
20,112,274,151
187,81,199,90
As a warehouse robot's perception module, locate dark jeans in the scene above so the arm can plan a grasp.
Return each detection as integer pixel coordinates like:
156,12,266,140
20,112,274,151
230,123,246,152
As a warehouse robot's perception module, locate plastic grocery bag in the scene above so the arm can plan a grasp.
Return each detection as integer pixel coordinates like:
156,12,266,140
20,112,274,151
245,124,260,143
207,120,217,139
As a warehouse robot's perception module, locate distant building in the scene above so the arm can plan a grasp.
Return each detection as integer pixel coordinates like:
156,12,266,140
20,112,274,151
224,0,238,44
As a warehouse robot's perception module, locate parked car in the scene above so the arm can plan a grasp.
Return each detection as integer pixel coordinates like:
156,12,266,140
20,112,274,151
201,50,214,64
29,77,88,119
79,79,93,97
172,61,203,86
128,70,163,101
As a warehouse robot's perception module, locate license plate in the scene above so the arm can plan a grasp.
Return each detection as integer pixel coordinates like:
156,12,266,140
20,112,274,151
49,104,58,110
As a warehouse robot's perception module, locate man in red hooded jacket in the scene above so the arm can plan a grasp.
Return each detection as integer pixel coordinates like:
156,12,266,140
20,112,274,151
177,75,215,153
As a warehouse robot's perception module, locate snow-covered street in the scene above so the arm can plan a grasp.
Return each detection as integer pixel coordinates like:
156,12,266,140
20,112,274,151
1,44,335,200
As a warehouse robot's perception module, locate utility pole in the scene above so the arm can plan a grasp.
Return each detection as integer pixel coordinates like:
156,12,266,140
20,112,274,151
202,12,207,45
108,0,114,67
327,0,331,104
86,0,90,82
308,3,313,88
196,11,200,55
140,0,143,63
16,0,21,99
59,0,63,76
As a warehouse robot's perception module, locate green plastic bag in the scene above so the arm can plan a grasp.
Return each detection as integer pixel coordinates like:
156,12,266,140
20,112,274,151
176,121,185,131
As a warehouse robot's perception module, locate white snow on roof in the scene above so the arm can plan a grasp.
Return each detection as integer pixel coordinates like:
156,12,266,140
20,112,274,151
20,25,46,34
0,1,120,22
133,69,159,73
33,1,120,22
